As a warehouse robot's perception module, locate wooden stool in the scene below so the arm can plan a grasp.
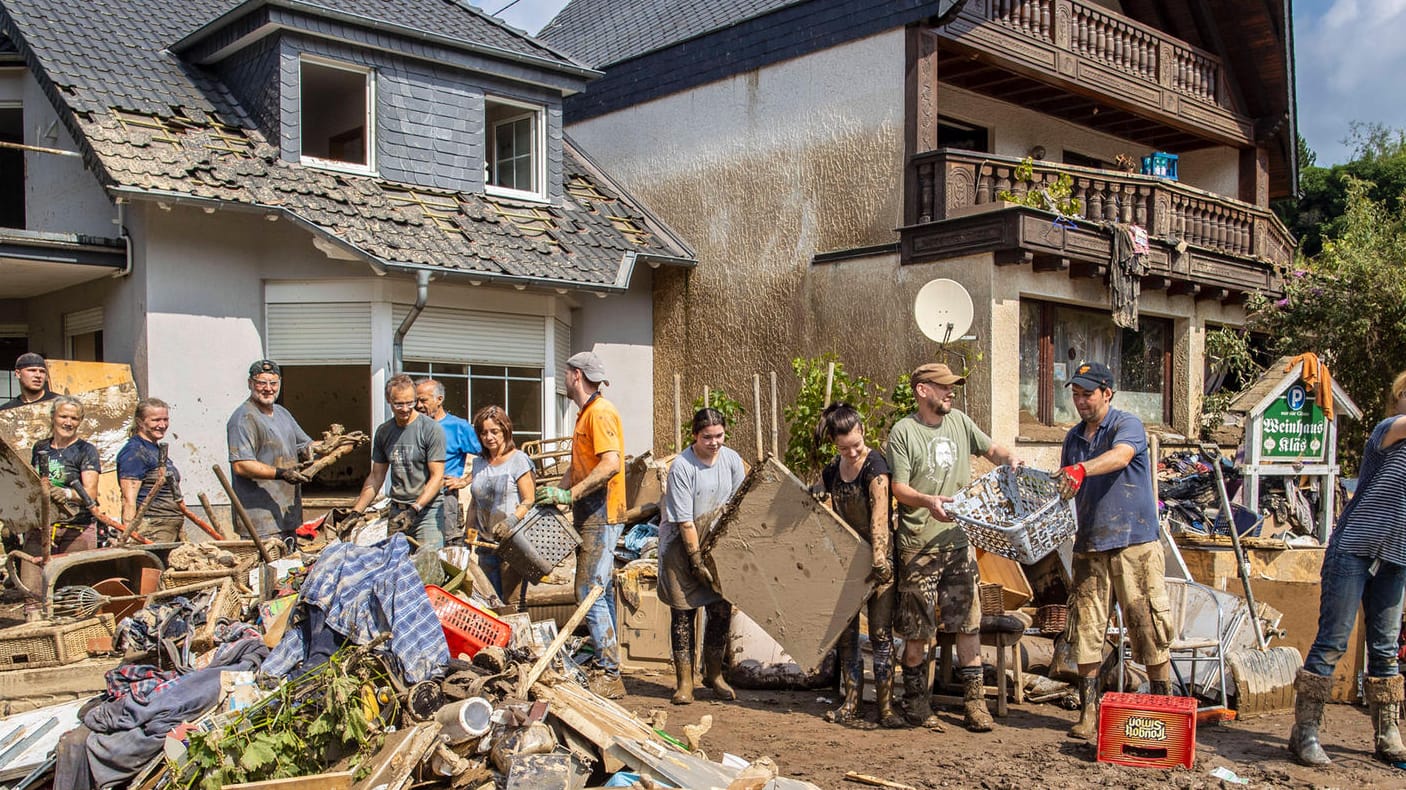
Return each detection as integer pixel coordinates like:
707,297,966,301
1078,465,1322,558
932,614,1026,717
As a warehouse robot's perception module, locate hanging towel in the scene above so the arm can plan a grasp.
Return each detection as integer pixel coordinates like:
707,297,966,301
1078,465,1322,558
1109,223,1151,329
1284,352,1335,421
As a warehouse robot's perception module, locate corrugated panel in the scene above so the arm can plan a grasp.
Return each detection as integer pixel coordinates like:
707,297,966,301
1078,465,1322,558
554,319,571,393
393,305,545,366
266,302,372,363
63,307,103,336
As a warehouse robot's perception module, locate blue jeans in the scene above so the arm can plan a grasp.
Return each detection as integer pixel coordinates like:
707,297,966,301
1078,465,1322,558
1304,548,1406,678
575,522,622,676
391,501,444,551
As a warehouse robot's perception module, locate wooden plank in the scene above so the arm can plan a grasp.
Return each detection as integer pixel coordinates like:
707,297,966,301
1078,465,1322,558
224,771,354,789
704,458,873,673
532,681,666,774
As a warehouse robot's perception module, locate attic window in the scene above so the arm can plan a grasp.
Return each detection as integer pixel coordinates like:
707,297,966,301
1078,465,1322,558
300,58,373,171
485,96,544,201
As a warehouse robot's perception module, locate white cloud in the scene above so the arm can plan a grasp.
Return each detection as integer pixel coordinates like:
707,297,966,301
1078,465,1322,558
1297,0,1406,163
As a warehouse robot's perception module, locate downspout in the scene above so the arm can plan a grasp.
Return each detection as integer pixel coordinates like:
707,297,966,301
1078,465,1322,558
110,201,133,278
392,269,430,374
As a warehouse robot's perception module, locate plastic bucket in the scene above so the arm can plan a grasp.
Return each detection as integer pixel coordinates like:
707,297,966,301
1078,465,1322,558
435,696,493,744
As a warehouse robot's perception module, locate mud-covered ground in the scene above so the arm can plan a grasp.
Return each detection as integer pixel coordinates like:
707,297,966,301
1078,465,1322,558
622,669,1406,789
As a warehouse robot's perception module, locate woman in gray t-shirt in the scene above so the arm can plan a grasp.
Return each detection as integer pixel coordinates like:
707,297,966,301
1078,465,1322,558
470,405,536,611
660,408,745,705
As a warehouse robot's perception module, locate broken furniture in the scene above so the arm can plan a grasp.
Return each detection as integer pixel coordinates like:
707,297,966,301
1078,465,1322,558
934,612,1026,716
703,457,874,673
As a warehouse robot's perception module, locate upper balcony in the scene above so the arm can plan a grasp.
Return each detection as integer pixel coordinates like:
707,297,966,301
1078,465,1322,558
901,150,1291,300
936,0,1254,150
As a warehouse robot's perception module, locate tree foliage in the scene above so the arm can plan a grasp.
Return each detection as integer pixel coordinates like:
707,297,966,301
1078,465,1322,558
1246,176,1406,470
1278,125,1406,258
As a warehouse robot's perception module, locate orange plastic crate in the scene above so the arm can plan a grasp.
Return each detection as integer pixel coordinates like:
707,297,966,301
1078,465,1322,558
1097,692,1197,770
425,585,511,659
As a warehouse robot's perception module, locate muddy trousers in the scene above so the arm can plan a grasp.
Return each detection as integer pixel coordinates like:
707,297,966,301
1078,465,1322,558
836,612,895,692
574,523,622,676
670,601,733,656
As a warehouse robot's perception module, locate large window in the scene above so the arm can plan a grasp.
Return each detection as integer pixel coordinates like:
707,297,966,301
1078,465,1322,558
485,97,543,199
1019,300,1171,427
300,58,372,170
937,117,989,153
403,362,543,445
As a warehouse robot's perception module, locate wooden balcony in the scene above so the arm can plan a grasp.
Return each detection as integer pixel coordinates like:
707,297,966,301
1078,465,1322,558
901,151,1291,299
937,0,1253,149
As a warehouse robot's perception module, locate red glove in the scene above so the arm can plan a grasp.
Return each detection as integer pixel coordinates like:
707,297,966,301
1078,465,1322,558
1058,463,1086,499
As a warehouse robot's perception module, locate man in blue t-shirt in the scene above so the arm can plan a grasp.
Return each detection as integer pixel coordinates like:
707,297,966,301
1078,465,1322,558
416,378,481,547
1056,361,1172,741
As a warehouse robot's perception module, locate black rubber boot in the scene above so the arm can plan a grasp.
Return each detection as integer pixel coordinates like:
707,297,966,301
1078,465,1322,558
670,650,694,705
1069,675,1099,740
901,661,945,732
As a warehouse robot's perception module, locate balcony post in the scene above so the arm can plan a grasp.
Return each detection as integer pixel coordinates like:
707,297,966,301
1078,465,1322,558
904,25,941,225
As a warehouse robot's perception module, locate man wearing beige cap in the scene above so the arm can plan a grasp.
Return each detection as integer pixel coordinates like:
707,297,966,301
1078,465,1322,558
885,362,1021,733
535,351,627,699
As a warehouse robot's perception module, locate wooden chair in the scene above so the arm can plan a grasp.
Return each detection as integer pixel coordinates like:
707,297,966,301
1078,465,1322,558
932,613,1027,716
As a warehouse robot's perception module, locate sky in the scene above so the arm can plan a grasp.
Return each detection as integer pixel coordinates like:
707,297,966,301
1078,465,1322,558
489,0,1401,168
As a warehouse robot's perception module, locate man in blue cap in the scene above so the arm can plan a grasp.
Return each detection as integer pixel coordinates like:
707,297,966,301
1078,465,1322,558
1056,361,1172,740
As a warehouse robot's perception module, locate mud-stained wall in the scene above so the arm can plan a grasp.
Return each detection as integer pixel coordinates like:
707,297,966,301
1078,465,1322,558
567,30,906,456
574,266,655,455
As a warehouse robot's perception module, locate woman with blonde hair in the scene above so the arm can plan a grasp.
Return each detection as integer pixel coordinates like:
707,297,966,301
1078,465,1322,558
116,398,185,542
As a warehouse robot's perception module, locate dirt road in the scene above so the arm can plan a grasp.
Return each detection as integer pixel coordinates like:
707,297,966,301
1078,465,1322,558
623,670,1406,789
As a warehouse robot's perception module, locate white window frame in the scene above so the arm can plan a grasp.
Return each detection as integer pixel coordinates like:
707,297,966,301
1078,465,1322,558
298,55,376,175
484,95,546,202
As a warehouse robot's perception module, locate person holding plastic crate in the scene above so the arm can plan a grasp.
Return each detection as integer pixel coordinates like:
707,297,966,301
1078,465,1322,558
886,362,1021,733
534,351,627,700
1055,361,1173,742
1288,372,1406,767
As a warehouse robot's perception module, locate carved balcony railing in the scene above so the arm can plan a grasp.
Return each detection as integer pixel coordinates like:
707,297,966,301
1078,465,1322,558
942,0,1248,144
907,150,1294,288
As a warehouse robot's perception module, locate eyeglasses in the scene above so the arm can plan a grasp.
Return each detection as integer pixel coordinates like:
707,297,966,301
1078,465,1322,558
251,378,280,388
390,400,417,410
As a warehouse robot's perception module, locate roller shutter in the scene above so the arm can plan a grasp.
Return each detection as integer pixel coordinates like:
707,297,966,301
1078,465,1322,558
265,302,372,363
393,305,545,366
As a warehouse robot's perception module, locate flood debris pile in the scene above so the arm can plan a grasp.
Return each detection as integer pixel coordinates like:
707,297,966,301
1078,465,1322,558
0,511,818,789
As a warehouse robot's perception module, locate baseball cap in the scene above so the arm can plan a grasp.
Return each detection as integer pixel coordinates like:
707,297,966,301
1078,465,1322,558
248,359,282,378
1067,361,1115,390
566,351,609,385
14,352,46,371
911,362,966,387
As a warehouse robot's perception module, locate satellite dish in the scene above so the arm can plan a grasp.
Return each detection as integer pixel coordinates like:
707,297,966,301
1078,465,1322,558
913,278,974,344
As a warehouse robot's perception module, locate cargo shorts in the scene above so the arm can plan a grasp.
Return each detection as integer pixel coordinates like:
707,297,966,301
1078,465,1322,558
1066,540,1173,667
895,545,982,640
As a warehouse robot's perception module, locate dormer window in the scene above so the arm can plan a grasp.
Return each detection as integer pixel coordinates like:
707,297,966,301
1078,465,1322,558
300,57,373,171
485,96,544,200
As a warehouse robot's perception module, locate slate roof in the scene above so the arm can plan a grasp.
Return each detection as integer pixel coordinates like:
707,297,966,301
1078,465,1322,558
539,0,803,67
0,0,691,289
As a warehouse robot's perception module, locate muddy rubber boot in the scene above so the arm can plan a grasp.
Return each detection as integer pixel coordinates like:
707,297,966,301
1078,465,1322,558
701,647,737,701
960,667,994,732
1149,679,1172,696
1365,675,1406,763
1069,675,1099,740
874,666,906,729
900,662,945,731
1288,668,1332,766
825,670,861,723
670,651,695,705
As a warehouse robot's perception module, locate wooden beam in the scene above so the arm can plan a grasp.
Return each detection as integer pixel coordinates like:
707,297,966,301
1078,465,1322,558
1032,255,1069,273
1168,280,1202,297
1142,275,1169,290
1196,286,1230,302
1069,261,1107,279
1221,290,1248,307
995,249,1033,266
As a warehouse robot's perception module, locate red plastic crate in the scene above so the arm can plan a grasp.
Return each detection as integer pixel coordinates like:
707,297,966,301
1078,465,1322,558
425,585,511,659
1097,692,1197,770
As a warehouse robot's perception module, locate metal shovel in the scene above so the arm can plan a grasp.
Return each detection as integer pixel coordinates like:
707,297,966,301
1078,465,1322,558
1202,444,1303,716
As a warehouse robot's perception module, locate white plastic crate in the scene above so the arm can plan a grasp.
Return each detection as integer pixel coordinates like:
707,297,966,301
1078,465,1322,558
948,465,1077,564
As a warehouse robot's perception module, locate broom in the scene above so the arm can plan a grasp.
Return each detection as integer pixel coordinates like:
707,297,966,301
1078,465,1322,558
49,585,147,620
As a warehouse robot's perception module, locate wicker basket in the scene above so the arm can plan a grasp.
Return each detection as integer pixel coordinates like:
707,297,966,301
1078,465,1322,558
978,583,1006,616
0,613,116,671
948,466,1078,564
1037,604,1068,635
497,506,581,583
145,579,244,651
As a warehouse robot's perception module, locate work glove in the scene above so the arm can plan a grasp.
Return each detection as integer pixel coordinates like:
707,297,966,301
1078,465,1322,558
1057,463,1086,500
687,547,715,587
388,509,416,535
47,485,77,506
870,556,894,586
336,509,366,533
489,512,521,542
275,466,312,484
534,486,572,506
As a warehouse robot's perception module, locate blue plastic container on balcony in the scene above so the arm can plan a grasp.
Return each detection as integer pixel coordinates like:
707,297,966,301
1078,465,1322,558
1140,152,1179,180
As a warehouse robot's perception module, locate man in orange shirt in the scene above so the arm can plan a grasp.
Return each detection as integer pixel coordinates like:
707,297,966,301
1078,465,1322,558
535,351,627,698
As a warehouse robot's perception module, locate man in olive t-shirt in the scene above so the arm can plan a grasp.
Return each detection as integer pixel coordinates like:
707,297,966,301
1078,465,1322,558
886,362,1021,733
